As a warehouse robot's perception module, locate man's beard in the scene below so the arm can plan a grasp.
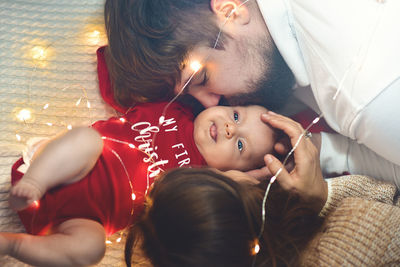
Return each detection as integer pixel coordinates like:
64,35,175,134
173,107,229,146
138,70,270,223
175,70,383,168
224,46,295,111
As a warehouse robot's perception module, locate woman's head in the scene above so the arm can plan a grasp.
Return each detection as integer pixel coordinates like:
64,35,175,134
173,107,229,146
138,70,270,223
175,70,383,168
126,168,322,267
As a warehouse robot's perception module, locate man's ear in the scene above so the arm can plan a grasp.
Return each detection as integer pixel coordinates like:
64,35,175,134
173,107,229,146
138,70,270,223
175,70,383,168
210,0,250,25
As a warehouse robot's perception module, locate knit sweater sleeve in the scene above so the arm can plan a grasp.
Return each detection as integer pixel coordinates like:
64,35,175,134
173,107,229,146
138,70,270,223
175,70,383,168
302,198,400,266
319,175,398,217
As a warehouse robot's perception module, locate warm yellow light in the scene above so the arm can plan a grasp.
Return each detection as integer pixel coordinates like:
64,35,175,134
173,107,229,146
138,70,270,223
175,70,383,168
159,116,165,124
190,61,202,72
251,240,260,255
46,122,53,126
67,125,72,130
116,237,122,243
87,30,101,45
16,134,21,141
33,200,40,208
17,109,32,121
131,193,136,200
75,98,82,106
253,243,260,254
31,46,47,60
43,103,49,109
106,240,112,244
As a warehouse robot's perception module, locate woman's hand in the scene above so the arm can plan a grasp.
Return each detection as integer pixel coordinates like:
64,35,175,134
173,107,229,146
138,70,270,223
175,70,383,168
261,111,328,212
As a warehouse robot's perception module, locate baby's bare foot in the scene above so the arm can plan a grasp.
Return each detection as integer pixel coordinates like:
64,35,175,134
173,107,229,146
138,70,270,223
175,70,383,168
9,179,44,211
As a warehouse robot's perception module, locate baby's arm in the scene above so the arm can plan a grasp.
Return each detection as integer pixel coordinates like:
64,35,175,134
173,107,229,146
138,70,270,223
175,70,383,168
10,127,103,210
0,218,106,266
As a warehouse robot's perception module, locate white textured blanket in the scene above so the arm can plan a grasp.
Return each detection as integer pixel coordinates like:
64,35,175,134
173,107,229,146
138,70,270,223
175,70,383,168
0,1,149,265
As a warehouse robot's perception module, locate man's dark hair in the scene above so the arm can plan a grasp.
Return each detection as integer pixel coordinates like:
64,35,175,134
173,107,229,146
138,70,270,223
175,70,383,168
104,0,221,106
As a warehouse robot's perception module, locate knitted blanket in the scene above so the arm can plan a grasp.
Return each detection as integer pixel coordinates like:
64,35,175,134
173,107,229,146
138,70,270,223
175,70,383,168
0,1,149,265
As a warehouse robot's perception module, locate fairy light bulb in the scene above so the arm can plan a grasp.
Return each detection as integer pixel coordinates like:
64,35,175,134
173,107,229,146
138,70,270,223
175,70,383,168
251,240,260,255
128,143,135,149
119,117,126,123
159,116,165,124
33,200,39,209
67,125,72,130
46,122,53,126
16,134,21,141
116,237,122,243
190,60,202,72
106,240,112,244
88,30,101,45
31,46,47,60
17,109,32,122
131,193,136,200
43,103,49,109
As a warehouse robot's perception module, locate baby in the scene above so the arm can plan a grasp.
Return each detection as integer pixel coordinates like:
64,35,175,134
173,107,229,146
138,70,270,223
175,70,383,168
2,101,277,266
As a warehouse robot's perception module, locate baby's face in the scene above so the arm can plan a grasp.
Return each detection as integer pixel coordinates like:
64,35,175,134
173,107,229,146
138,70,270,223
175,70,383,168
194,105,277,171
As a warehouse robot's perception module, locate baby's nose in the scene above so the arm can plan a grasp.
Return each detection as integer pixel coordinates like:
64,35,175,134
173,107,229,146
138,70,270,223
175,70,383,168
225,122,236,139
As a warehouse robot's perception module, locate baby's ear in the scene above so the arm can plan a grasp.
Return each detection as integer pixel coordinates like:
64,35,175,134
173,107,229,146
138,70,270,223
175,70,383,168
210,0,250,25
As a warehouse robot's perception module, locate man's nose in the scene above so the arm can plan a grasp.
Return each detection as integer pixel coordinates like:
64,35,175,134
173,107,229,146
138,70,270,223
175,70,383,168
189,91,221,108
224,122,236,139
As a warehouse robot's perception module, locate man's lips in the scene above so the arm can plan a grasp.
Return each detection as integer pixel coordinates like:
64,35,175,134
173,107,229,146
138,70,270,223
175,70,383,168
210,123,217,141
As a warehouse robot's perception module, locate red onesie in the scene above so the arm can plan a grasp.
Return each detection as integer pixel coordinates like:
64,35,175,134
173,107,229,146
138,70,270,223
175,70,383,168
11,48,206,236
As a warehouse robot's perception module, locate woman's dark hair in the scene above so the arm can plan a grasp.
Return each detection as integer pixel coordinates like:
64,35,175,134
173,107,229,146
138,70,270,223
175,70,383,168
104,0,222,107
125,168,323,267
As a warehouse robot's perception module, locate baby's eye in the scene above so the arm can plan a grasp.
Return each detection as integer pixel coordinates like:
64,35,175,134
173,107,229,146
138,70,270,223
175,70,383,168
233,111,239,122
237,140,243,152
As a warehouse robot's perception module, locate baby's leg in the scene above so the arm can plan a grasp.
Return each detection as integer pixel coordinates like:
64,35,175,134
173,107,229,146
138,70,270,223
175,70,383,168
9,127,103,211
0,218,106,266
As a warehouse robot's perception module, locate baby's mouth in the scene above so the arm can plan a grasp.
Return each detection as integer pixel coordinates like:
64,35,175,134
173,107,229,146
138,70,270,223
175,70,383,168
210,123,217,142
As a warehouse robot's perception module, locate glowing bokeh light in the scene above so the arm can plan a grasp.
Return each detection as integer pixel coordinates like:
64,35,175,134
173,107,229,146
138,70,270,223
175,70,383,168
16,109,32,122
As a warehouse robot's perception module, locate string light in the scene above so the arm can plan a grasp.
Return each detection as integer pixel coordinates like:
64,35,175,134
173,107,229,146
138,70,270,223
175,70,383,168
190,61,202,72
31,46,47,60
13,0,375,260
88,30,101,45
46,122,53,126
33,200,39,208
16,109,32,122
251,240,260,255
